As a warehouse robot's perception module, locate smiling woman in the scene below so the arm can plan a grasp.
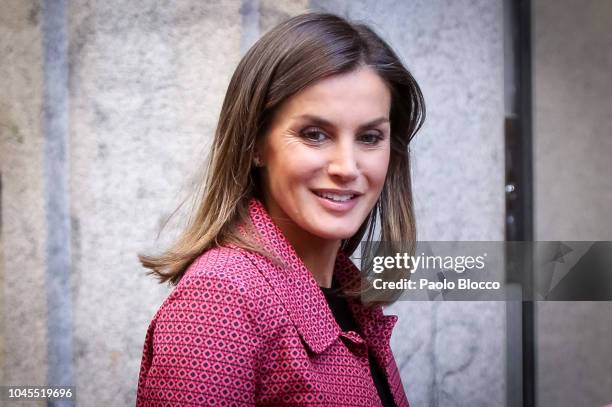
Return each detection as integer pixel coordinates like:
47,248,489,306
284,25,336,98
257,67,392,287
136,12,424,407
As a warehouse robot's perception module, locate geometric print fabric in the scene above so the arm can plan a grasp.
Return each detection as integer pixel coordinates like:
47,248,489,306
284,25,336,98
136,198,410,406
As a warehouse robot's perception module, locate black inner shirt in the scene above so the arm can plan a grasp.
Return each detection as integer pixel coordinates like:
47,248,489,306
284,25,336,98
319,278,396,407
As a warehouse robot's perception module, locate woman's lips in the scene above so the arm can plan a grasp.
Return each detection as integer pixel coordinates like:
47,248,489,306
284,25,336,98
311,189,361,212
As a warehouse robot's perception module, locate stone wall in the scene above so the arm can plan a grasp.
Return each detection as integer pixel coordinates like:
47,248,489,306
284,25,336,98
533,1,612,406
1,1,507,405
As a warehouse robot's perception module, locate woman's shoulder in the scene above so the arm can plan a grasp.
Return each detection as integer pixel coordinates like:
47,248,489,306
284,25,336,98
171,245,270,302
151,245,284,328
186,244,257,276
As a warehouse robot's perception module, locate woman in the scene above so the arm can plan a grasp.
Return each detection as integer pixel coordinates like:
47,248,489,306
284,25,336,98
136,12,424,407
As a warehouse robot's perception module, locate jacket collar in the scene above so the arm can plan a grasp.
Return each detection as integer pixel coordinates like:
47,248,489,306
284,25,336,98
240,198,398,364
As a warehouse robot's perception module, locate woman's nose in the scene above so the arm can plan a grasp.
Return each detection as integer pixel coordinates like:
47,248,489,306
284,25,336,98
327,140,359,181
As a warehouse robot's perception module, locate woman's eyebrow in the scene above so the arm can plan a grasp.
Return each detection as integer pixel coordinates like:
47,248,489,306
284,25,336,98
292,114,390,130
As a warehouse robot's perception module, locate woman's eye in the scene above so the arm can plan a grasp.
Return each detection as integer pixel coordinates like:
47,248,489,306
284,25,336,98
359,132,383,145
300,128,328,143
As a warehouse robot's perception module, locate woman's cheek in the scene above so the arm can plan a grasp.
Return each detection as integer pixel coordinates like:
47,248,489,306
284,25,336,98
363,151,390,187
291,147,329,176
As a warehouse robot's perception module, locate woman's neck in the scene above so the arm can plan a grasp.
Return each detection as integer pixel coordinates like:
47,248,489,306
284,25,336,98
263,202,341,289
288,231,340,289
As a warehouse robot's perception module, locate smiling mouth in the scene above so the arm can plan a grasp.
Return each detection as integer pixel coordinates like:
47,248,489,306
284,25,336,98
312,190,359,202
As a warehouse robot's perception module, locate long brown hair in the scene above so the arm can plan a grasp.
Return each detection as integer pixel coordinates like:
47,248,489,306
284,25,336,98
139,12,425,304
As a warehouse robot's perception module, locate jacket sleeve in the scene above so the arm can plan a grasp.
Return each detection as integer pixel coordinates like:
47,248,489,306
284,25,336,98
136,271,263,406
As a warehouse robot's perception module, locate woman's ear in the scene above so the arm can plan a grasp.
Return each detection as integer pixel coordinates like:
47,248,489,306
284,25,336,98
253,153,263,167
252,143,264,167
253,136,267,167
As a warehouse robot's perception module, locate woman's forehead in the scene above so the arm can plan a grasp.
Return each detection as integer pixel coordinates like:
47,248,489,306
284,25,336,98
275,68,391,123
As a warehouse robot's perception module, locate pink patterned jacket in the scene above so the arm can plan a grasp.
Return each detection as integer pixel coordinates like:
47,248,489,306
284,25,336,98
136,199,410,406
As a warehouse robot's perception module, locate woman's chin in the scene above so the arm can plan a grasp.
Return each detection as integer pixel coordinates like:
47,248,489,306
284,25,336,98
308,225,359,241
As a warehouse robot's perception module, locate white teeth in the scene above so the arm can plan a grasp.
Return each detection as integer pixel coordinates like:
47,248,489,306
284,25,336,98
316,192,355,202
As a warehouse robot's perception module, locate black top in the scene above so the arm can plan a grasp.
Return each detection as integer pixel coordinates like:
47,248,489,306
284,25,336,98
319,279,396,407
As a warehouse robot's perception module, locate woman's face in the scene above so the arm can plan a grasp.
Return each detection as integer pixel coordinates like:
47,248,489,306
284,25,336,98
258,66,392,243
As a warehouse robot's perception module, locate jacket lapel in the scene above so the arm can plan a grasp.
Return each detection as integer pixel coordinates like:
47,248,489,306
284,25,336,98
334,251,409,406
241,199,340,354
240,199,408,405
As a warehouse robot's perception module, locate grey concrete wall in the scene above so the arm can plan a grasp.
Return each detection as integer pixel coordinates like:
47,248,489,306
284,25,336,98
0,3,49,404
1,1,507,405
310,1,507,406
68,1,245,405
533,1,612,406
